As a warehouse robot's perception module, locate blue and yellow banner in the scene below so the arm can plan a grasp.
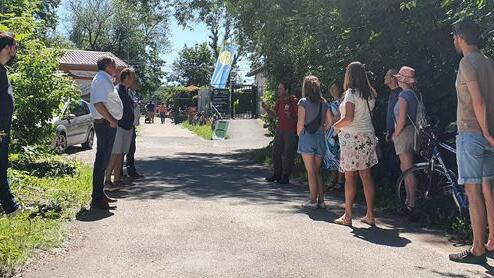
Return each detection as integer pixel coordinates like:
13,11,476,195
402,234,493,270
210,44,237,89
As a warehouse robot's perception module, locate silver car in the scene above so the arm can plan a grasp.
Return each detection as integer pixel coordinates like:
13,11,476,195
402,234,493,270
53,100,94,153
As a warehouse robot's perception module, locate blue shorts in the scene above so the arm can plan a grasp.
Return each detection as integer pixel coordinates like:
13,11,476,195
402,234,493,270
297,130,326,157
456,132,494,185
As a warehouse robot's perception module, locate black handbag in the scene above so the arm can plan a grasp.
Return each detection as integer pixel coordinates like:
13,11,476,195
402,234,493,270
365,98,382,161
304,102,322,134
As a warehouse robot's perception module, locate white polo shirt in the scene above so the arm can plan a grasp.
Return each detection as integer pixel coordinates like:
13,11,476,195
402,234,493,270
90,71,123,120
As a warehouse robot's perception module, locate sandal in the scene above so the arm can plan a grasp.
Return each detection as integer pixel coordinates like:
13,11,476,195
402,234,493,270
360,216,376,226
486,245,494,258
334,215,352,226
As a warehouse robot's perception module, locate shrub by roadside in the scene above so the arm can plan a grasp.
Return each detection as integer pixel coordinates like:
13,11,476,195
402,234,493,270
0,151,91,277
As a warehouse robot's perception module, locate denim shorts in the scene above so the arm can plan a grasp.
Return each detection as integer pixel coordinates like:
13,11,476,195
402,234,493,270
456,132,494,185
297,130,326,157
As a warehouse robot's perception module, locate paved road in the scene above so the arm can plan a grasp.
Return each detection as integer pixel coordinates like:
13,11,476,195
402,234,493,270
22,120,493,277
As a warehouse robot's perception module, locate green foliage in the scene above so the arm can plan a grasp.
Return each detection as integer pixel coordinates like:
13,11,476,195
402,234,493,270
171,42,215,86
156,86,198,103
10,42,78,147
260,89,277,136
448,216,473,243
228,0,494,130
1,0,78,148
0,164,92,277
173,0,236,59
9,147,78,178
67,0,170,98
183,122,213,140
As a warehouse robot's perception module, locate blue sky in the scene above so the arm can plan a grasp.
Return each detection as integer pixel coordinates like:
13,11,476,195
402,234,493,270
56,1,253,84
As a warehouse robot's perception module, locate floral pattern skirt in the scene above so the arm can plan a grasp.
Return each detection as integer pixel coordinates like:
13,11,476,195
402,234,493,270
338,131,378,172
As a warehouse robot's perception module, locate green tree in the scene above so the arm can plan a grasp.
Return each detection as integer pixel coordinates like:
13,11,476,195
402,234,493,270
226,0,494,130
66,0,170,98
0,0,78,147
171,42,214,86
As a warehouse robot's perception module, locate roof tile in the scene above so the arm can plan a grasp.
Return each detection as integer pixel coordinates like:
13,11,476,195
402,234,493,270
60,50,129,68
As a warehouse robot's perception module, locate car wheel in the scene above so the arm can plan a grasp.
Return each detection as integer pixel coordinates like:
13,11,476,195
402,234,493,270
82,128,94,149
56,132,67,154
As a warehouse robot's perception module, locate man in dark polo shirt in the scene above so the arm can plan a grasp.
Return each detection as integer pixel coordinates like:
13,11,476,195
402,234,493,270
0,31,19,216
262,81,298,184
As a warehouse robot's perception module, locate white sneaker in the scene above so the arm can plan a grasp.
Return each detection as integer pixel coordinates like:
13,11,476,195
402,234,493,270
302,200,318,209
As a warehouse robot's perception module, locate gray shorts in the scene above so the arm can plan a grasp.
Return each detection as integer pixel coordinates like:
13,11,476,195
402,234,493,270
393,125,415,155
112,126,133,154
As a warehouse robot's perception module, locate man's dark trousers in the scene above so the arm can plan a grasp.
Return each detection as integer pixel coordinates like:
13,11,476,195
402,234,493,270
92,121,116,201
0,116,17,213
272,130,298,178
126,128,137,176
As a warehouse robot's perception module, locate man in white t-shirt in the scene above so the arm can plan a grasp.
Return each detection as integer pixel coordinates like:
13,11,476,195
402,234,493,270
89,55,123,210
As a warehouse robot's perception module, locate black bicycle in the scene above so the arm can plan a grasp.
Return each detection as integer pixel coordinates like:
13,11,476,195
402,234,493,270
396,125,468,223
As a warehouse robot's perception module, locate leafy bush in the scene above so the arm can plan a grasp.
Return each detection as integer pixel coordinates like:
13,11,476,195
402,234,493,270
9,146,78,178
156,86,199,104
9,40,78,148
260,89,277,136
1,0,78,149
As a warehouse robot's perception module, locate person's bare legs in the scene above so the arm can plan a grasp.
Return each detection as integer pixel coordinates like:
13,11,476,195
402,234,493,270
465,183,487,256
302,154,317,203
344,171,357,218
314,156,324,203
105,154,119,183
482,180,494,251
112,154,124,183
359,168,375,222
399,152,415,208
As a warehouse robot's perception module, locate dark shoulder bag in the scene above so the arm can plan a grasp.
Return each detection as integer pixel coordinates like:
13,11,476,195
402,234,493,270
304,101,322,134
365,97,382,161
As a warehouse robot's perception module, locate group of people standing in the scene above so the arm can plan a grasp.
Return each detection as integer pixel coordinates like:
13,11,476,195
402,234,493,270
145,101,170,124
264,20,494,264
89,55,144,209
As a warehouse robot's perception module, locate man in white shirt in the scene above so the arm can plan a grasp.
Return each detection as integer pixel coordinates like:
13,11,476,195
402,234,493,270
90,55,123,210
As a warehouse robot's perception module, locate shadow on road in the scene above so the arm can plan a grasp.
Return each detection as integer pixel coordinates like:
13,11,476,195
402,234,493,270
105,148,476,251
351,226,411,247
110,149,308,205
76,208,114,222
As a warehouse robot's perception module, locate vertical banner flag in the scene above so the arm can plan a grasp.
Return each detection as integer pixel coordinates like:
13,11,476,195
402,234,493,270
210,44,237,89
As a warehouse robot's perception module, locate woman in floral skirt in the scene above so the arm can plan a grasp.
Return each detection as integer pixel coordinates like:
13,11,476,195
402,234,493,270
333,62,378,226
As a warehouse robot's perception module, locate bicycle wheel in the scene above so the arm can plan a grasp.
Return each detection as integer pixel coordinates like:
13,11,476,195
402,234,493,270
396,163,459,223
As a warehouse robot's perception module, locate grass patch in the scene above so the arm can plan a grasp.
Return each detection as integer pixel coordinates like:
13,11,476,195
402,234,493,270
0,157,92,277
182,122,213,140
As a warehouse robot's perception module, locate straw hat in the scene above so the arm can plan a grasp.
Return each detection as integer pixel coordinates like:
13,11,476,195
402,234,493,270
394,66,416,84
